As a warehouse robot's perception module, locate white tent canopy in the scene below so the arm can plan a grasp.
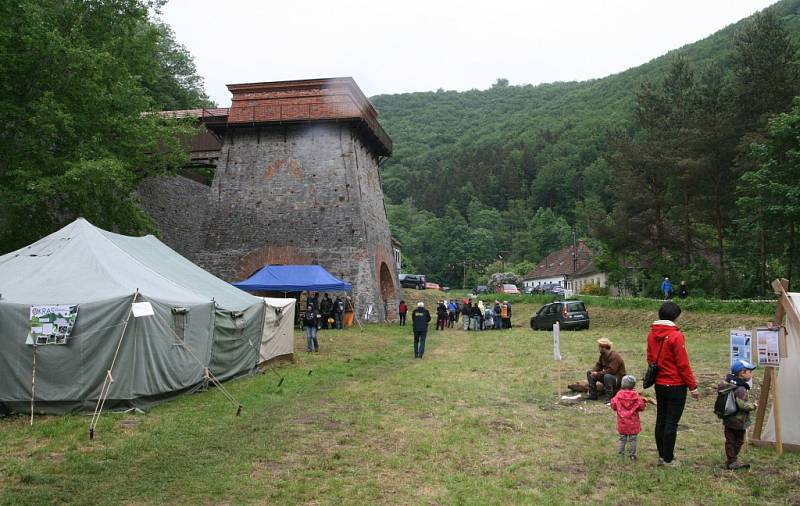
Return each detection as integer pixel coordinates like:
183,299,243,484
260,297,296,363
761,291,800,447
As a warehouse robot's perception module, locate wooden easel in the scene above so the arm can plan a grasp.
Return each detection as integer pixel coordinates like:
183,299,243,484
750,279,799,454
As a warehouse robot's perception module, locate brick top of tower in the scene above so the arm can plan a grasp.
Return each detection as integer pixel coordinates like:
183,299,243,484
225,77,391,156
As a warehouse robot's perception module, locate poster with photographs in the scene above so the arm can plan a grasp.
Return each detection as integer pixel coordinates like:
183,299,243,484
26,304,78,345
755,327,781,366
730,329,753,366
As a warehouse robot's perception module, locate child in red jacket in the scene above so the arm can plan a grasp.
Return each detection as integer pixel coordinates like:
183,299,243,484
611,375,647,460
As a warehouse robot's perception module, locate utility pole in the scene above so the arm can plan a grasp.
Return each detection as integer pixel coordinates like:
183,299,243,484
572,225,578,273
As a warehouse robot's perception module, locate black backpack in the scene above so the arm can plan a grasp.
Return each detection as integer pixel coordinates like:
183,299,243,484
714,388,738,419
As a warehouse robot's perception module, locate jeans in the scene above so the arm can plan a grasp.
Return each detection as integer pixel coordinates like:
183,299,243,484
399,312,406,326
436,316,446,330
654,384,687,463
586,371,620,398
494,315,501,329
472,316,481,331
334,312,342,329
304,325,319,351
618,434,638,457
413,331,427,358
463,315,470,330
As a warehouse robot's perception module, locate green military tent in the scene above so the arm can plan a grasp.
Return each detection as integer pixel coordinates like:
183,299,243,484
0,218,281,415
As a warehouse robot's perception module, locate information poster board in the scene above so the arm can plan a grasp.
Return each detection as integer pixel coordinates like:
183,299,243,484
26,304,78,345
755,327,781,366
730,329,753,366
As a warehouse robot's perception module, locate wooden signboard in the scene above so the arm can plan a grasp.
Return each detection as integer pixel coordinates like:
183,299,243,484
750,279,800,454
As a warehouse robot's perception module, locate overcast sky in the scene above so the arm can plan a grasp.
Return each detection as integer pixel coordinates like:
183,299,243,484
160,0,778,106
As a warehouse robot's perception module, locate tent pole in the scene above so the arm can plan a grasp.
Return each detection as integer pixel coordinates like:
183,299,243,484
89,291,138,439
30,344,37,426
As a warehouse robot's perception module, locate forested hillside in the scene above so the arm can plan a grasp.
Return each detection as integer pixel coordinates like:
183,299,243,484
372,0,800,297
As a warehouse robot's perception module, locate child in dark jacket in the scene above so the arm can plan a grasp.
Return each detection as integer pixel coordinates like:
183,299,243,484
610,375,647,460
717,360,757,470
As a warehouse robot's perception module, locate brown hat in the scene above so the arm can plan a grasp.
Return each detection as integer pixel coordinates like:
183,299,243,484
596,338,613,347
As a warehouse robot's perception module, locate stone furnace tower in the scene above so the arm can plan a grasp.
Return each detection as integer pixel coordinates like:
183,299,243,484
139,78,401,321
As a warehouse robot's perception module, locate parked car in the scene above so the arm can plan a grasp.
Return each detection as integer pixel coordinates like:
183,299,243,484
495,283,520,294
425,282,441,290
473,285,489,295
530,283,565,296
441,286,451,293
399,274,426,290
530,300,590,331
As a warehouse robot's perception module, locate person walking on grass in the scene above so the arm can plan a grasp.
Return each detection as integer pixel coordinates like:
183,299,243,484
398,300,408,326
646,301,699,467
436,300,448,330
302,304,320,352
610,375,647,461
717,360,758,470
661,277,673,300
411,302,431,358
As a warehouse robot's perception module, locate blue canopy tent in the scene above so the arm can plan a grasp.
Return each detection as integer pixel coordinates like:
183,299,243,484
232,265,352,293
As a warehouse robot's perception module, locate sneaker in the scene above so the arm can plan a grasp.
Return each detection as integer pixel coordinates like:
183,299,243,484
662,459,679,468
587,394,599,401
657,458,664,466
727,461,750,470
630,455,637,461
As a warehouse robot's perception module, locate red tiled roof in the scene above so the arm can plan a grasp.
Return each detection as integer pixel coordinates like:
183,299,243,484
524,241,593,280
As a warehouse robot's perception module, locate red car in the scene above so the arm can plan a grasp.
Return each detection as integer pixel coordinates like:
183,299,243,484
496,284,520,294
425,282,441,291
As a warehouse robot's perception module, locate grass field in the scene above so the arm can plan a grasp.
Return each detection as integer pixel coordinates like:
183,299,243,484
1,301,798,505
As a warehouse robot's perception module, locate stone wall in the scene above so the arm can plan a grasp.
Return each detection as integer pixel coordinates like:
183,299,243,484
137,175,210,257
138,121,401,321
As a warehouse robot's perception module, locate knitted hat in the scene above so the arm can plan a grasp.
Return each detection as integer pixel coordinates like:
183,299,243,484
621,375,636,389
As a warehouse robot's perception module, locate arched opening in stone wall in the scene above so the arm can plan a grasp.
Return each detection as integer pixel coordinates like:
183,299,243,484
379,262,395,319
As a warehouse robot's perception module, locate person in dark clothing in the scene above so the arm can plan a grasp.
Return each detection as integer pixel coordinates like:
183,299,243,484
461,299,471,330
470,303,482,331
504,301,512,329
678,281,689,299
718,360,757,470
309,292,321,328
586,338,626,400
333,296,344,329
646,302,699,467
320,293,333,329
494,301,502,330
398,300,408,326
436,301,448,330
411,302,431,358
302,304,320,352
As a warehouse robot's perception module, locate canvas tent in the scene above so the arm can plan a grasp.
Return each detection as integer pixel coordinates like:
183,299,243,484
758,289,800,450
260,297,296,363
233,264,352,293
0,218,291,415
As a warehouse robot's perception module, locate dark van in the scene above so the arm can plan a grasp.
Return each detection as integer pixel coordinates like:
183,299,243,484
530,300,589,330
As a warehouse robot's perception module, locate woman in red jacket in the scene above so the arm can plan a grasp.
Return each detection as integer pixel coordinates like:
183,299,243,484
646,302,699,467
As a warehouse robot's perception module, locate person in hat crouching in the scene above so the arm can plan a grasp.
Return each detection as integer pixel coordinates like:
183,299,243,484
586,338,626,401
717,359,758,470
